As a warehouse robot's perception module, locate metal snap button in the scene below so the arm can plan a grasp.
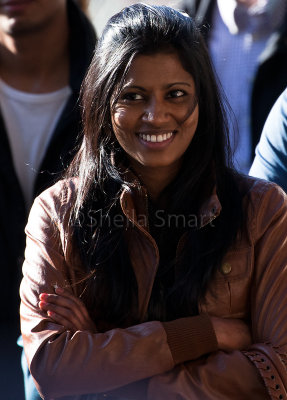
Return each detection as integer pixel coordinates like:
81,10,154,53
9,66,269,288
221,262,232,275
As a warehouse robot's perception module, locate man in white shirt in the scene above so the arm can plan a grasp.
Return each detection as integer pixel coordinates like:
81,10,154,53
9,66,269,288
0,1,96,398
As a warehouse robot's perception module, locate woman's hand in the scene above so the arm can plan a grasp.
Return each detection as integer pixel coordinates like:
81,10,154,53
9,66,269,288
39,287,97,332
211,316,252,351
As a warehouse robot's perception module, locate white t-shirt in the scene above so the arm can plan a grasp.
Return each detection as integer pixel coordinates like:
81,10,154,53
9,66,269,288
0,79,72,208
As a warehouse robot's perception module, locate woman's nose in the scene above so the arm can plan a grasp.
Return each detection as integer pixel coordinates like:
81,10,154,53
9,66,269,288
142,99,170,124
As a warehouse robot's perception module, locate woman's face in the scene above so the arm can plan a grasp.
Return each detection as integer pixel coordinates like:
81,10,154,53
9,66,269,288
111,51,199,175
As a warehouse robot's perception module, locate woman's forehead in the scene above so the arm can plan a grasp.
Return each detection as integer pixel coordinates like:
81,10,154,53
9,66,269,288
122,52,195,88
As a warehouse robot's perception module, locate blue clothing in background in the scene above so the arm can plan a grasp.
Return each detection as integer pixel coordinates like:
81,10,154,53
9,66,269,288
249,88,287,193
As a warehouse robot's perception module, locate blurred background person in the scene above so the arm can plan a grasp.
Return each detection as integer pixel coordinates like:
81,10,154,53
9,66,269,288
249,87,287,192
0,0,96,398
180,0,287,173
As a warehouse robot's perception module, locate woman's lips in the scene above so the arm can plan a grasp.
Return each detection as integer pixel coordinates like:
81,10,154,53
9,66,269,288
0,0,34,13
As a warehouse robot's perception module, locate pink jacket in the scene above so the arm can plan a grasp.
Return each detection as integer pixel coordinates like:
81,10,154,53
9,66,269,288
20,175,287,399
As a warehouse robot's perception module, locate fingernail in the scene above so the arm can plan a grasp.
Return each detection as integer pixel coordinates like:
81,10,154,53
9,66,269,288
39,293,48,300
55,287,64,294
47,311,54,317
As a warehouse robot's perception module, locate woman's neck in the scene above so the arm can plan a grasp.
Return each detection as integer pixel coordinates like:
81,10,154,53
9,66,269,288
130,160,181,203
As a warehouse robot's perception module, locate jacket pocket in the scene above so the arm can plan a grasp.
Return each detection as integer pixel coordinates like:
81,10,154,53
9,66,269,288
199,247,253,318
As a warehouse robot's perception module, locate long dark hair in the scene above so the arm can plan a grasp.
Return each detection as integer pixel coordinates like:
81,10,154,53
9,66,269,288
67,4,243,325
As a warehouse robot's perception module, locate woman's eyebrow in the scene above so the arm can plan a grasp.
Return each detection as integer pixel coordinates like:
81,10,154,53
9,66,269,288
122,82,193,91
167,82,193,88
121,84,147,91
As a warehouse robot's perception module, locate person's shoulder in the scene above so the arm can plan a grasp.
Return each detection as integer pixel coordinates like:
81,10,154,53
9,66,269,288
268,87,287,119
235,173,287,210
236,173,285,192
277,87,287,120
36,177,79,206
262,88,287,133
234,174,287,243
235,173,285,199
281,87,287,102
31,178,79,224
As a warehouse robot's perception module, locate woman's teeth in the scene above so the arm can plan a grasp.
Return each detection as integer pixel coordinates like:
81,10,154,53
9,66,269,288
139,132,173,143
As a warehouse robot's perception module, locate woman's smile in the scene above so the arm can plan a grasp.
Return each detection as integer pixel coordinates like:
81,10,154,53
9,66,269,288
138,130,177,146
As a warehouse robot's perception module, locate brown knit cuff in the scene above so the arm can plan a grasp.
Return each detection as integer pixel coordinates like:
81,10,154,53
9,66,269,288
162,314,218,364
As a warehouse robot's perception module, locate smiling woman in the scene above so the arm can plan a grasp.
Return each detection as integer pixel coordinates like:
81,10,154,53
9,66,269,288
20,3,287,400
111,51,199,199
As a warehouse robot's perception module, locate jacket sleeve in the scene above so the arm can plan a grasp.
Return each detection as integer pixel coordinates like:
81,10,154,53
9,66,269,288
20,184,217,400
146,182,287,400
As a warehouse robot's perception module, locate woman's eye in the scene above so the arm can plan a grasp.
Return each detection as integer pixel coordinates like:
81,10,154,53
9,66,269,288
121,92,144,101
167,90,186,98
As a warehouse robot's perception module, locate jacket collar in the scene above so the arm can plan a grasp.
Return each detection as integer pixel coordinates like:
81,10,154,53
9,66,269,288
119,169,150,231
119,169,222,231
198,187,222,228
